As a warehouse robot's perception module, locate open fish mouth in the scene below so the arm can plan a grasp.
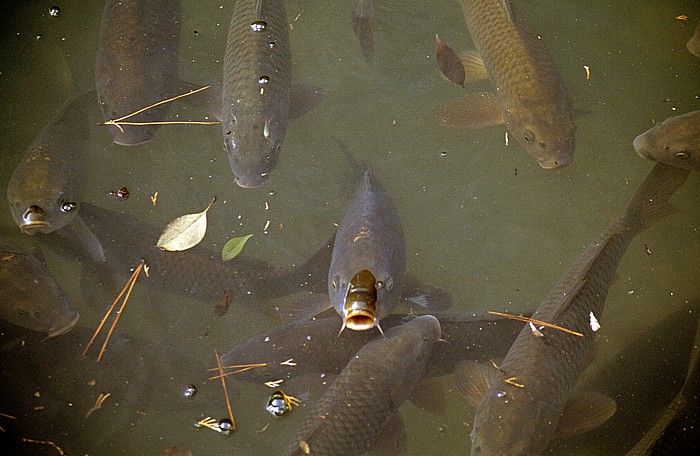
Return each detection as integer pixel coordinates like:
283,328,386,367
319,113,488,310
19,221,53,235
344,308,377,330
46,312,80,339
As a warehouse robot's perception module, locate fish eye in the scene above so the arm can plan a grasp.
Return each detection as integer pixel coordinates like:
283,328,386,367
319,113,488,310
523,129,534,143
263,155,272,164
61,201,77,212
676,151,690,159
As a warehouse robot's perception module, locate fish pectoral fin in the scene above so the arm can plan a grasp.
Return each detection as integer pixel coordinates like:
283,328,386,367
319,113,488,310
458,50,489,83
555,391,617,439
402,273,454,311
175,80,223,121
454,360,500,408
436,92,504,129
408,378,446,414
275,292,336,324
71,215,106,263
289,84,325,120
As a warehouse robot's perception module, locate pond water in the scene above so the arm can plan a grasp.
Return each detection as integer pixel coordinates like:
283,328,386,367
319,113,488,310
0,0,698,454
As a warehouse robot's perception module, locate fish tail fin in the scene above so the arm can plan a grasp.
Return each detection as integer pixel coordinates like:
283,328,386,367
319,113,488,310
624,163,690,232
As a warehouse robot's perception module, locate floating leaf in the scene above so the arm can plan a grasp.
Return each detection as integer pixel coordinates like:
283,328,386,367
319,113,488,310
221,234,253,261
436,33,465,87
156,197,216,251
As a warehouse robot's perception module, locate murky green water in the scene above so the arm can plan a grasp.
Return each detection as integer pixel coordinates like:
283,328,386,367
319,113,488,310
0,0,698,454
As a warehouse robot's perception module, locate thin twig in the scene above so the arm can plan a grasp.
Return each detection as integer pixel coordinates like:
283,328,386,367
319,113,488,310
215,350,236,432
21,438,65,455
488,311,584,337
97,85,220,131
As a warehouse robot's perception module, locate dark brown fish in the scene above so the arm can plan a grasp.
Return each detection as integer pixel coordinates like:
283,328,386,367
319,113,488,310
439,0,575,169
633,110,700,170
285,315,441,455
461,163,690,456
220,310,526,383
328,167,405,332
223,0,291,188
7,91,93,235
0,237,78,337
95,0,180,146
352,0,375,63
43,203,332,308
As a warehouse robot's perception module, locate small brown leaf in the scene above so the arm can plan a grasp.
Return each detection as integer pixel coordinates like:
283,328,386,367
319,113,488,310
436,33,465,87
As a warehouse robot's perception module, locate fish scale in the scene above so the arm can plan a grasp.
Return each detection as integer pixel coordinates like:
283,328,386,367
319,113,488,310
459,0,575,168
470,163,691,456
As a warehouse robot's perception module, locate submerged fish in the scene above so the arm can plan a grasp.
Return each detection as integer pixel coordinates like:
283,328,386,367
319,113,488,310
220,310,526,383
624,304,700,456
549,301,700,455
95,0,180,145
438,0,575,169
328,167,405,331
285,314,441,455
352,0,375,63
0,237,78,338
688,19,700,58
0,321,213,455
459,163,690,456
7,90,92,235
223,0,291,188
44,203,332,307
633,110,700,170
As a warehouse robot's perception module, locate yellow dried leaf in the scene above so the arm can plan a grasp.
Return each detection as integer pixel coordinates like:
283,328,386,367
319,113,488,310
156,197,216,251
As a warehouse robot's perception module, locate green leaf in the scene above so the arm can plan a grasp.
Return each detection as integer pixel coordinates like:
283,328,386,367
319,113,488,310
221,234,254,261
156,197,216,252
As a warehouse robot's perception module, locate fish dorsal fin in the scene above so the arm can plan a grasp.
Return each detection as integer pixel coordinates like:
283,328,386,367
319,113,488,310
549,276,588,320
555,391,617,438
459,50,489,83
409,377,446,414
499,0,514,22
454,360,500,408
70,214,106,263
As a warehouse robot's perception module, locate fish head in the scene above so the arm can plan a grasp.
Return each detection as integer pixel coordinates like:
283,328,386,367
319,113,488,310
470,388,559,456
0,253,79,337
223,101,289,188
633,113,700,170
507,109,575,169
330,268,400,331
7,161,79,234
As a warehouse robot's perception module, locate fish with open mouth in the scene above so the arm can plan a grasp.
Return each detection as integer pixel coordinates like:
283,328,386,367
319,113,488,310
7,90,95,240
328,165,405,332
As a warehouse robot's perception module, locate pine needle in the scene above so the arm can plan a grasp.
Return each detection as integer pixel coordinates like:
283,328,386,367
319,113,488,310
488,311,584,337
97,85,220,132
214,350,236,432
82,261,145,362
